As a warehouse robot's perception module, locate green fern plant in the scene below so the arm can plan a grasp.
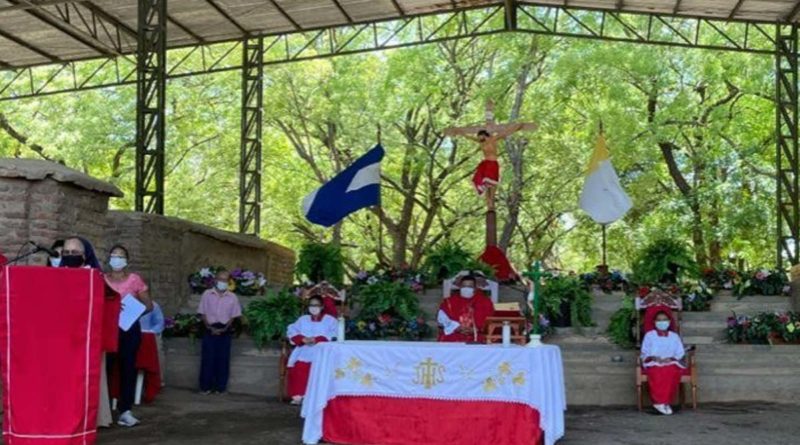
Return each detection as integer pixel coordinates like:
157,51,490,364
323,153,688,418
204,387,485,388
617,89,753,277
631,238,697,285
295,242,345,286
607,295,636,348
421,242,494,284
350,281,420,321
244,289,303,348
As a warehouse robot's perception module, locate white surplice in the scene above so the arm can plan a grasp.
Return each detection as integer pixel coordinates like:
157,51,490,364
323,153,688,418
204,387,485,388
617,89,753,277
640,330,686,368
286,314,338,367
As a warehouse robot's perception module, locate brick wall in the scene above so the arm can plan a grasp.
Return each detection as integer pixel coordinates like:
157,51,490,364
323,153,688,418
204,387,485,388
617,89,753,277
0,177,113,264
105,211,295,314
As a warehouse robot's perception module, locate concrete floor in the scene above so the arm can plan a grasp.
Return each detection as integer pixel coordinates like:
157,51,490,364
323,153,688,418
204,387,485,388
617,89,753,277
100,388,800,445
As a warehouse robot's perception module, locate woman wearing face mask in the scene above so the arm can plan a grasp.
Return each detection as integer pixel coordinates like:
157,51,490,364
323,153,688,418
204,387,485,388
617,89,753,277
641,309,686,415
285,295,338,405
60,237,119,428
197,269,242,395
104,244,153,427
47,239,64,267
437,274,495,343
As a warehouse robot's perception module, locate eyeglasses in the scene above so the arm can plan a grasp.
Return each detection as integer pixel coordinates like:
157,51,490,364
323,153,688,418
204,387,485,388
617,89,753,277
62,250,84,256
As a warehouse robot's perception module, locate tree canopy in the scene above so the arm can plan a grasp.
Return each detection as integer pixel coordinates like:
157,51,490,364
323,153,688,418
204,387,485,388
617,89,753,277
0,33,777,273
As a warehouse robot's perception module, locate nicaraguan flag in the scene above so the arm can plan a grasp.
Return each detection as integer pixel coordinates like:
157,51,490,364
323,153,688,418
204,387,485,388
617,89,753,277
579,132,632,224
302,144,384,227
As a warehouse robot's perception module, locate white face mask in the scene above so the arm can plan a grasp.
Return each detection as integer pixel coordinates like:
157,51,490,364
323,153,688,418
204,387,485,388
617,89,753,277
49,257,61,267
655,320,670,331
109,257,127,271
459,287,475,299
309,306,322,316
216,281,229,292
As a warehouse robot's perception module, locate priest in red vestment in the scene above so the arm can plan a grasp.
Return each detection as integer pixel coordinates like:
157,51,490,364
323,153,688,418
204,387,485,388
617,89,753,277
437,274,495,343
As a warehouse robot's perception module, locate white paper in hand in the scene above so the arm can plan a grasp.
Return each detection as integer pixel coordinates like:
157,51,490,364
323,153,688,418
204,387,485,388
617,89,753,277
119,294,146,331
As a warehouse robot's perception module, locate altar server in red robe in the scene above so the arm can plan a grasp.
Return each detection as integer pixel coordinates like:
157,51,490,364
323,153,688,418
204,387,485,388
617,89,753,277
286,295,338,405
641,309,685,415
437,274,495,343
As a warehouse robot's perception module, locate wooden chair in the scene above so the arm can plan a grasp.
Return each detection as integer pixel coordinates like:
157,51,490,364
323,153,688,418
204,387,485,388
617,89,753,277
485,316,528,345
278,338,292,402
635,289,698,411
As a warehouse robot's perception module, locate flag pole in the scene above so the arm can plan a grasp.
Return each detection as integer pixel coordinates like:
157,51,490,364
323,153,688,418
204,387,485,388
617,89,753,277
601,224,607,267
376,126,385,266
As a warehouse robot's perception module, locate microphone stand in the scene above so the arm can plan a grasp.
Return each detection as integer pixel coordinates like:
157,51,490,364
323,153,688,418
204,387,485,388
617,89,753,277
0,245,48,267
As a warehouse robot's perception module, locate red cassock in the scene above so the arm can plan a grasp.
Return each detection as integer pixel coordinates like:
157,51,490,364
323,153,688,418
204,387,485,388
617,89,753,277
1,267,105,445
472,160,500,195
438,292,495,343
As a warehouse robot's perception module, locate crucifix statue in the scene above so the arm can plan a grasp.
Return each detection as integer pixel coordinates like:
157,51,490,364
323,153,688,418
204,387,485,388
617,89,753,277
443,100,537,212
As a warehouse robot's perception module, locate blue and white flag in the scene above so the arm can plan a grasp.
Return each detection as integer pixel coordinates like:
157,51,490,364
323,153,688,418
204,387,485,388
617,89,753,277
302,144,384,227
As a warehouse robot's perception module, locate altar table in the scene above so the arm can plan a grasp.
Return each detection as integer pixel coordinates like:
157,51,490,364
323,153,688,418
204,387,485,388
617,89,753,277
301,341,566,445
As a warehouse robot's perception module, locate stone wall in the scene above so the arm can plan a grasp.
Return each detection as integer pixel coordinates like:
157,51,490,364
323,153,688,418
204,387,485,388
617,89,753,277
0,158,296,315
105,211,295,314
0,159,122,264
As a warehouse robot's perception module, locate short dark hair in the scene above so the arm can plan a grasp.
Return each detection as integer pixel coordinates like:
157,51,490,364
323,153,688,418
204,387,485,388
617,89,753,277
308,295,323,305
460,274,477,283
109,244,130,260
477,130,490,137
51,239,64,251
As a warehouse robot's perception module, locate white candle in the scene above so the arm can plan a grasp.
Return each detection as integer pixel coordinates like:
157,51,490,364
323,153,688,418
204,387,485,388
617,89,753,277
337,316,346,342
502,321,511,347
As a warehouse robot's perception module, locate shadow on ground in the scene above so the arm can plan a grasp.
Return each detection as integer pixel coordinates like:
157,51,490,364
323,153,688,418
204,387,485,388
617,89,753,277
100,388,800,445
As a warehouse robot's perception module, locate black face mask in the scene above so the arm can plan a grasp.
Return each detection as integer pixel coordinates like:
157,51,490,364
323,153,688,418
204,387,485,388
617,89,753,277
61,255,85,268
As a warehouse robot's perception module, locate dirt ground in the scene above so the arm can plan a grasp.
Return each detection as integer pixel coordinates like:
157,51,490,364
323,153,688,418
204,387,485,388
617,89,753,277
99,388,800,445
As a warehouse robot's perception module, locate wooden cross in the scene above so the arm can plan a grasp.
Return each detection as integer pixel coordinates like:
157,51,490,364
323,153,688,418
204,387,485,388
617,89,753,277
443,100,537,246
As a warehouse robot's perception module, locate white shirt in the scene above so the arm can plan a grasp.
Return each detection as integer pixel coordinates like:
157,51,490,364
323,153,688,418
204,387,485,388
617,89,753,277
286,314,338,367
640,330,686,368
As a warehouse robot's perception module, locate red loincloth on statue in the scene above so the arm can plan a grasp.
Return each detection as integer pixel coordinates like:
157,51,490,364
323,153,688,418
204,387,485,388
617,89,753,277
480,245,518,282
1,267,104,445
472,160,500,195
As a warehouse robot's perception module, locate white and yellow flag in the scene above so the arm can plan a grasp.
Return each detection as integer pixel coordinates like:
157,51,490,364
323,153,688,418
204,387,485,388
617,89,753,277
578,132,632,224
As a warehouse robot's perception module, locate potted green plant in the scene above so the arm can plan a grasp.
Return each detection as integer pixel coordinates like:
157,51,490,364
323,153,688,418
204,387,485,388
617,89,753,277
295,242,345,286
421,242,495,285
244,289,303,348
540,275,593,328
631,238,697,285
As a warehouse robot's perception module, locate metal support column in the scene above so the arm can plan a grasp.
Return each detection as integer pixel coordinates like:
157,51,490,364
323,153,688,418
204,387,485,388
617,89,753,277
135,0,167,214
776,24,800,269
504,0,517,31
239,37,264,236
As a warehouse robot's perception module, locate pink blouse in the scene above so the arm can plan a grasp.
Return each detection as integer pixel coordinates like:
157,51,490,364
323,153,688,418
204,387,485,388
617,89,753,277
105,273,149,298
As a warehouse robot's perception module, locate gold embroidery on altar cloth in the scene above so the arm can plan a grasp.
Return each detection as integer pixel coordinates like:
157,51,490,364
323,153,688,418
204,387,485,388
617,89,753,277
334,356,375,388
482,363,526,393
413,357,445,389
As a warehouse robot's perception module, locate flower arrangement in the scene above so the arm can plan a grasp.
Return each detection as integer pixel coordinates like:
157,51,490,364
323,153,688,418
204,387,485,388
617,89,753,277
230,268,268,296
726,311,800,344
353,265,425,293
187,266,225,294
680,282,714,312
346,314,431,341
164,313,204,339
580,270,628,294
187,266,267,296
701,267,742,291
735,269,789,297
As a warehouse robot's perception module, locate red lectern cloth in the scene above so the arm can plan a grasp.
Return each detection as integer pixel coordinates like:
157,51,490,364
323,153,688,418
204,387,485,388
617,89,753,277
0,267,104,445
323,396,542,445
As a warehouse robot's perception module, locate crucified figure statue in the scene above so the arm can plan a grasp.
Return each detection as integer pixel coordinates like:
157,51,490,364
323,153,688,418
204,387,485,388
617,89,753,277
443,100,536,211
